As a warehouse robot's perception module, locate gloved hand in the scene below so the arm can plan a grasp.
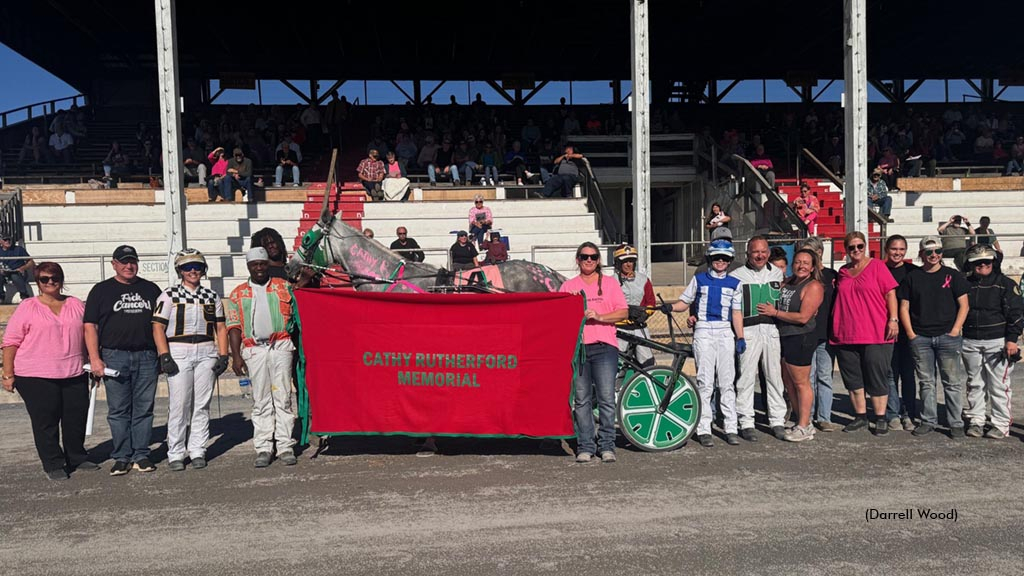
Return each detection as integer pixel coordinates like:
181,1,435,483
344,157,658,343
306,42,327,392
212,355,230,377
659,302,674,315
159,353,180,376
736,338,747,355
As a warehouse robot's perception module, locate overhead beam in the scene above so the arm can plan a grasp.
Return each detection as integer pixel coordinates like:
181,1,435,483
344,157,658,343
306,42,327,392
903,78,925,99
485,80,517,105
843,0,869,233
423,80,447,103
315,80,347,104
389,80,414,104
713,79,741,103
868,79,898,103
208,87,225,104
812,79,836,102
520,80,551,105
280,79,312,104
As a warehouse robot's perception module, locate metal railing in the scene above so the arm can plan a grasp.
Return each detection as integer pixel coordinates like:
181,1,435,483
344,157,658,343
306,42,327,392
578,157,622,244
731,154,807,236
0,95,87,129
0,189,24,244
797,147,889,234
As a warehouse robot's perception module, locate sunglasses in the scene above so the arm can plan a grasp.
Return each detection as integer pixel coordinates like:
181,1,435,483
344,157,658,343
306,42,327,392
475,201,483,205
709,255,733,263
973,259,994,266
397,232,407,236
846,243,865,251
179,263,206,272
37,276,63,285
922,248,943,256
577,253,600,262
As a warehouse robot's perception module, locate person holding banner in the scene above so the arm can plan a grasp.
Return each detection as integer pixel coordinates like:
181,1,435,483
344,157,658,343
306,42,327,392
2,262,95,480
152,250,230,472
560,242,628,463
227,248,298,468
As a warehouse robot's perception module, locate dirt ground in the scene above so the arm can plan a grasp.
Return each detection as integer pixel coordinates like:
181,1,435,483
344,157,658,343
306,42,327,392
2,374,1023,576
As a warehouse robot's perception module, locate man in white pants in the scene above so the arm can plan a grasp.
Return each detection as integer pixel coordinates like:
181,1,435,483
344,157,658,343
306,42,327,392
227,248,298,467
962,244,1023,439
152,249,229,471
730,236,785,441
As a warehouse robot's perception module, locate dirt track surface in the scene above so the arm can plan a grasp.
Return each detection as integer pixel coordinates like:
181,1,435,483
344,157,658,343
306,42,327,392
2,381,1024,576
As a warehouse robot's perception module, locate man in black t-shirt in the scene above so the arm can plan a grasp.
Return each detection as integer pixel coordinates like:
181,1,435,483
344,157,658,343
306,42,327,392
897,235,969,438
84,245,163,476
389,227,425,263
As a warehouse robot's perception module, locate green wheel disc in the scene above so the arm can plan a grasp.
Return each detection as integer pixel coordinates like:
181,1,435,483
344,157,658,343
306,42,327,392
617,366,700,452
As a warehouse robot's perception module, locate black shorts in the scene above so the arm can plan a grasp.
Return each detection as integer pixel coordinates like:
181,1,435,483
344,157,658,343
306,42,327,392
834,343,894,396
780,333,817,367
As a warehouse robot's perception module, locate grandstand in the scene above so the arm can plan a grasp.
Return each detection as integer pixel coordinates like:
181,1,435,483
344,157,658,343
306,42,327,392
0,0,1021,301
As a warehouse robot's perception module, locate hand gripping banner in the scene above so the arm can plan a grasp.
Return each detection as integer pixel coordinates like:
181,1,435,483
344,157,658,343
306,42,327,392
293,289,584,439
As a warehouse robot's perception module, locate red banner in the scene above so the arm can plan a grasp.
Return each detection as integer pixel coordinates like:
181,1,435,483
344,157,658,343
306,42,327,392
294,289,583,438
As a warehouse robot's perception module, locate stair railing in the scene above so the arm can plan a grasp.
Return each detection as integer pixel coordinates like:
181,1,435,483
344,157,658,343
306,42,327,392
799,147,888,235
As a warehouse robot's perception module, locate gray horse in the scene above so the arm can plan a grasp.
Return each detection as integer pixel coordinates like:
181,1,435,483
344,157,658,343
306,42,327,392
286,215,566,293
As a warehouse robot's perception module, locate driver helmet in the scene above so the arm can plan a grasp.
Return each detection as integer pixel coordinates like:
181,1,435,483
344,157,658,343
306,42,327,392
707,239,735,260
173,248,207,271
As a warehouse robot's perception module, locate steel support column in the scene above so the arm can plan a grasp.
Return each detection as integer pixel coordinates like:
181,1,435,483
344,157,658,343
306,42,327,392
155,0,187,285
630,0,651,271
843,0,868,233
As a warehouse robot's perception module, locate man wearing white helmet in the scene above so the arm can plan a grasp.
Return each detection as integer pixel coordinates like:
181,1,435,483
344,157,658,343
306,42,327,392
661,239,745,447
730,235,785,441
614,244,656,367
152,249,229,471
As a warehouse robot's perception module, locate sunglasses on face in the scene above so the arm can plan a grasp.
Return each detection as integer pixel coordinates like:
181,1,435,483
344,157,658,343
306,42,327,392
577,253,600,262
923,248,943,256
973,259,994,266
37,276,62,285
710,255,733,263
179,263,206,272
847,243,865,251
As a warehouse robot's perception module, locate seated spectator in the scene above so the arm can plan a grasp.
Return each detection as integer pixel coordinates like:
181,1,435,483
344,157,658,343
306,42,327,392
395,133,418,172
136,139,160,175
877,147,900,190
274,138,301,187
536,146,584,199
382,151,411,202
1004,136,1024,176
428,138,459,186
504,140,529,185
521,118,541,150
0,234,35,304
417,136,439,176
183,139,208,185
749,145,775,189
66,105,87,139
791,183,819,235
705,202,731,232
468,195,493,246
390,227,425,262
868,168,892,219
363,228,374,239
226,148,254,199
275,135,303,163
944,123,967,159
974,216,1002,253
479,143,500,186
454,140,478,185
17,126,48,165
102,142,130,179
134,122,151,148
357,149,386,200
482,231,509,265
206,147,229,202
938,214,973,269
973,128,994,162
48,126,74,163
450,231,479,271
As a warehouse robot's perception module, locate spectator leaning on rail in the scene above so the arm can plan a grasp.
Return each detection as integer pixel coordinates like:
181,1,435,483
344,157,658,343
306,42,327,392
227,248,298,468
536,145,584,199
961,244,1023,439
2,263,97,481
898,236,970,438
151,250,230,472
84,245,162,476
0,234,35,304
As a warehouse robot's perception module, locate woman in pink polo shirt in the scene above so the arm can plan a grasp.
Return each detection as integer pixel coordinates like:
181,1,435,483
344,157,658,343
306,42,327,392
560,242,628,463
831,231,899,435
2,262,94,480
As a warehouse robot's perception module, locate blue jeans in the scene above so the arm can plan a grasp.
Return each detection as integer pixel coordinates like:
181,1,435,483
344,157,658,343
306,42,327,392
102,349,159,462
541,174,578,198
909,334,964,428
1005,159,1023,175
461,162,479,183
274,165,300,186
427,163,460,185
809,340,835,423
870,195,893,216
886,338,917,420
483,165,499,182
574,343,618,455
470,223,491,246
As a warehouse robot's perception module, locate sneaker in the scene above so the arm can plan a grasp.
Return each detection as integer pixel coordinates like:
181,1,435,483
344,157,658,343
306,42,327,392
901,416,915,431
168,460,186,472
254,452,272,468
278,452,297,466
912,423,935,437
132,458,156,472
843,416,868,432
949,426,966,439
47,468,69,481
966,425,984,438
739,428,758,442
524,170,535,179
73,461,100,472
600,451,617,463
109,461,131,476
725,433,740,446
873,418,889,436
887,417,903,431
292,183,301,187
984,427,1006,439
697,434,714,448
783,425,815,442
816,421,842,432
771,425,786,440
191,457,207,469
575,452,593,463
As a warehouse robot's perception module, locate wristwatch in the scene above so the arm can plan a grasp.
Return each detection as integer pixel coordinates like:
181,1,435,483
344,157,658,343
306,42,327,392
888,318,899,323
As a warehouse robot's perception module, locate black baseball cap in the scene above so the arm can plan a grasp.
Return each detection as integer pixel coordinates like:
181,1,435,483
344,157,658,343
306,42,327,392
112,245,139,263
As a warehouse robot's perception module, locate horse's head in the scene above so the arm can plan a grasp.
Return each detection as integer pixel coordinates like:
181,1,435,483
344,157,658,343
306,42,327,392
286,224,330,287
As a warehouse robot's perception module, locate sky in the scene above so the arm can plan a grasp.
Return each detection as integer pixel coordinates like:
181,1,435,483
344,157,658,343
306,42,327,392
2,41,1022,113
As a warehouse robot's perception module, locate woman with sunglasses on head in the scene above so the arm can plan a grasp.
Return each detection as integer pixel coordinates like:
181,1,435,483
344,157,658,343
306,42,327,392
960,244,1023,439
757,249,824,442
882,235,919,431
2,263,95,480
151,250,229,471
560,243,628,463
831,232,899,435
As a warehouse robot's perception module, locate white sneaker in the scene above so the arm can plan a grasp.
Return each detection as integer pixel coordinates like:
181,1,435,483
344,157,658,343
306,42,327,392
600,451,617,463
783,425,815,442
575,452,593,463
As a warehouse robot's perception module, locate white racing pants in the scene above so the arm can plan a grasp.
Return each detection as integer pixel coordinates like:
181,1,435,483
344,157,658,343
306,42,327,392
963,338,1015,434
617,326,654,366
242,341,297,454
693,324,738,435
736,323,785,429
167,342,219,461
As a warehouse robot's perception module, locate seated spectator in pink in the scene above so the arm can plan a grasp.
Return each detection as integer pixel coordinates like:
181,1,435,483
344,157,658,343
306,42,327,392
468,195,493,247
750,144,775,190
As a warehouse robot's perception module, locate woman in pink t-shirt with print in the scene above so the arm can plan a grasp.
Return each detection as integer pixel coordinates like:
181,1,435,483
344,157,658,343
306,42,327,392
830,231,899,435
560,242,628,464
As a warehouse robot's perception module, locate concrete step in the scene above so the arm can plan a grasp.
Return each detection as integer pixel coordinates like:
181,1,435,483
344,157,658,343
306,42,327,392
23,203,305,222
359,214,597,238
25,219,304,242
890,205,1024,223
361,198,590,219
892,190,1024,208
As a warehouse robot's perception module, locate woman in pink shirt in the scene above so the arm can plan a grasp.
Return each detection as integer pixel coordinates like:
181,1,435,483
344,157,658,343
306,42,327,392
559,242,628,463
2,262,93,480
830,231,899,435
